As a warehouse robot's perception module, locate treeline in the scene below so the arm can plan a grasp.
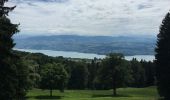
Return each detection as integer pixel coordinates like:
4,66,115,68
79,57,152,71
13,50,156,95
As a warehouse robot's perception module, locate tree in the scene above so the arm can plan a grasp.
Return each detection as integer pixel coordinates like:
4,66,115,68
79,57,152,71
0,0,16,17
68,61,89,89
23,59,40,88
0,0,18,60
140,60,155,87
40,63,68,97
0,0,29,99
88,58,99,90
14,59,32,99
155,11,170,100
97,53,132,96
130,58,146,87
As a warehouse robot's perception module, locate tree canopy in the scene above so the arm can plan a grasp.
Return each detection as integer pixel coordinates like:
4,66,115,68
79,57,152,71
40,63,68,96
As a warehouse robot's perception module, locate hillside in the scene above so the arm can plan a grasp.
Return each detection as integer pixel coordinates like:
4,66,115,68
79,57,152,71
14,35,156,56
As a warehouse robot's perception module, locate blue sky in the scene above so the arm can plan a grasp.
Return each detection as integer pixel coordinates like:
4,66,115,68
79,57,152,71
7,0,170,36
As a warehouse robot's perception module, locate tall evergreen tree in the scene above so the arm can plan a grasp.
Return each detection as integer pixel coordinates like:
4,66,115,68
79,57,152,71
0,0,29,99
88,58,99,90
130,58,146,87
155,11,170,100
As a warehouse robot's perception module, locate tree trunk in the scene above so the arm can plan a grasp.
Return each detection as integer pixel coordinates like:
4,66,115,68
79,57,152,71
50,89,52,97
112,73,117,96
113,87,117,96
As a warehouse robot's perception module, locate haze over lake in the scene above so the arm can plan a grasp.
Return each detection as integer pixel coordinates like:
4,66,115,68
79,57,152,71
15,49,155,61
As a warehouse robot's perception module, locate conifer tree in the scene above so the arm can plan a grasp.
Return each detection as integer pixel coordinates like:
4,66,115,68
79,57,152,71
155,11,170,100
0,0,29,99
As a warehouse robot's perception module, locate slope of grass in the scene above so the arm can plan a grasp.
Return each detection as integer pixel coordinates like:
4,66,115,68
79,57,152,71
26,86,158,100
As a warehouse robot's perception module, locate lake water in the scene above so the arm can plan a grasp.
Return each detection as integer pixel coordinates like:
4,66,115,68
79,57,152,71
125,55,155,61
14,48,155,61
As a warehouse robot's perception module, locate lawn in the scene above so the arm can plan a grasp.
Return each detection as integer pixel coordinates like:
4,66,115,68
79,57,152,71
26,87,159,100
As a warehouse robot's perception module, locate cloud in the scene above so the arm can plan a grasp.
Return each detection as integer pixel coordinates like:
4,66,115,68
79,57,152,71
7,0,170,36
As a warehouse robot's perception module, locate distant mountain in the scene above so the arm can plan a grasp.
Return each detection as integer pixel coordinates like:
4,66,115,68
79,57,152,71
14,35,156,56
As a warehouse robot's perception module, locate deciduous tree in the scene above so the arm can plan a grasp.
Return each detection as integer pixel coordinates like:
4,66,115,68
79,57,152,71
40,63,68,97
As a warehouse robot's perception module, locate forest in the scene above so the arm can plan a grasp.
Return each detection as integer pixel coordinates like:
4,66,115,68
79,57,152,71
13,50,156,96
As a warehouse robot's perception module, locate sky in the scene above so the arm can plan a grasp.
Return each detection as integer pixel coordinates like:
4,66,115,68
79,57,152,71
7,0,170,36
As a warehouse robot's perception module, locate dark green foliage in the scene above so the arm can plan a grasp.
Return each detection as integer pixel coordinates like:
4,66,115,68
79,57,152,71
0,59,17,99
0,57,30,99
40,63,68,96
23,59,40,88
0,0,16,16
0,16,19,59
155,12,170,99
0,0,30,99
0,1,30,99
140,60,156,87
130,58,146,87
14,50,156,92
14,59,31,99
97,53,132,96
68,61,89,89
87,58,100,90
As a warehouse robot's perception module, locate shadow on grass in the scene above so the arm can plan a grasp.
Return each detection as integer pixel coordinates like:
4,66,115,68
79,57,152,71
92,94,131,98
27,95,63,99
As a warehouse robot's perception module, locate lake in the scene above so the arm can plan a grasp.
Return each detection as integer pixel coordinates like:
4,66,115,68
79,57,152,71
14,48,155,61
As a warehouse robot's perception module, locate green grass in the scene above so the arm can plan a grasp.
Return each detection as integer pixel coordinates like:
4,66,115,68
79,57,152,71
26,86,159,100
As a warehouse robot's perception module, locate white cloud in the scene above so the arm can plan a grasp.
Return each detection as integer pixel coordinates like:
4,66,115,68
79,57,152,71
7,0,170,36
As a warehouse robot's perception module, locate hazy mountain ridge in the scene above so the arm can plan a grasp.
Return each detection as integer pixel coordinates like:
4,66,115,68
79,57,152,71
14,35,156,56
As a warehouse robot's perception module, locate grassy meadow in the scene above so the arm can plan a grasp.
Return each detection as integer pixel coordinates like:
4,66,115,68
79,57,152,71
27,86,158,100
